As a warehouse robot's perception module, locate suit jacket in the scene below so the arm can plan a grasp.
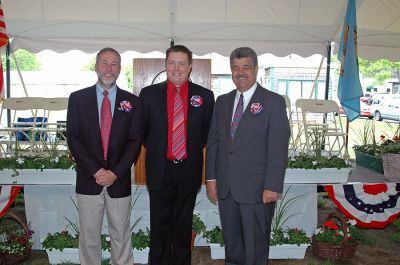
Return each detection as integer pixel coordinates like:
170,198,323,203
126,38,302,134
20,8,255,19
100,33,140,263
206,84,290,204
139,81,214,192
67,85,142,198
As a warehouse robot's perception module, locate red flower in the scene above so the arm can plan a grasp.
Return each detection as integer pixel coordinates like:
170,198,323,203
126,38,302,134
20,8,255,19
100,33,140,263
380,135,385,140
324,220,339,230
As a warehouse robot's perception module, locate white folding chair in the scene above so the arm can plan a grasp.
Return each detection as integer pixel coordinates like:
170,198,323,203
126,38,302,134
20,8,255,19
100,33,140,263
295,99,348,157
34,97,69,152
0,97,41,155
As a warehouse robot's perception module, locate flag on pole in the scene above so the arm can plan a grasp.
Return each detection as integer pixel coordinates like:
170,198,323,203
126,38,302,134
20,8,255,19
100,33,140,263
337,0,363,122
0,0,8,100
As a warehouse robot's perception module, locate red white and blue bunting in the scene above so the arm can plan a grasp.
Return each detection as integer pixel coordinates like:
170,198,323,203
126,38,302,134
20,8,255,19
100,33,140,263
325,183,400,228
0,186,21,217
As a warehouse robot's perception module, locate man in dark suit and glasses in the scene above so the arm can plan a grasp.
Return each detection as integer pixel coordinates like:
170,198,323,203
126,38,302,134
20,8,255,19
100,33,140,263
206,47,290,265
139,45,214,265
67,47,142,265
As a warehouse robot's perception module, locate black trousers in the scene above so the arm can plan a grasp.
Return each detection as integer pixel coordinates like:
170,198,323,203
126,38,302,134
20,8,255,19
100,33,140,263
149,160,197,265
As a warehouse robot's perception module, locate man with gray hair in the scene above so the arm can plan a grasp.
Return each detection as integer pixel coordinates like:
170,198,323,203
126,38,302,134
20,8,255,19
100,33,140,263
206,47,290,265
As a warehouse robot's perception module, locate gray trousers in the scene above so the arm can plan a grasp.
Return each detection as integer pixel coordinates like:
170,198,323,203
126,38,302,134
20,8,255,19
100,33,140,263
219,192,275,265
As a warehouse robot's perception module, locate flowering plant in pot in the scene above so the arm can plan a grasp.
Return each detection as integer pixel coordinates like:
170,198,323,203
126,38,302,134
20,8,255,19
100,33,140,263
0,212,34,265
131,228,150,251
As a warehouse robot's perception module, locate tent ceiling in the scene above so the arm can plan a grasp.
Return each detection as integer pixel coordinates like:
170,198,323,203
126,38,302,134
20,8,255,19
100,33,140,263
3,0,400,60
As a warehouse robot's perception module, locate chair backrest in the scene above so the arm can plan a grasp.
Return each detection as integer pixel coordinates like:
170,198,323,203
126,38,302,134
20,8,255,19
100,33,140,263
40,97,69,111
296,99,339,114
0,97,41,124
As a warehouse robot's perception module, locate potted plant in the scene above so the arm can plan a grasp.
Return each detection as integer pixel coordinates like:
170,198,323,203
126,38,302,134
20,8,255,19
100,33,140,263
269,185,310,259
0,212,34,265
42,231,111,264
269,228,310,259
311,212,366,262
0,150,76,184
131,228,150,264
380,131,400,182
191,212,206,250
287,128,351,183
203,226,224,260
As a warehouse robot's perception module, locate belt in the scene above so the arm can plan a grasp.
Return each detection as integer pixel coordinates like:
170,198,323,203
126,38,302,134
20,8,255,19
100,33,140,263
167,159,186,164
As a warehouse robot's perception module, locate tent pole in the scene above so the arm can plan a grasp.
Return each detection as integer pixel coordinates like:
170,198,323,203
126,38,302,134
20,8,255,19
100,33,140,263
324,42,331,100
6,43,10,127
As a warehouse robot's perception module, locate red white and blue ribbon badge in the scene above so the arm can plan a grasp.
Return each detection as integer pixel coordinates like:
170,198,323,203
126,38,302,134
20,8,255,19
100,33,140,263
250,103,263,114
190,95,203,107
118,100,133,112
325,183,400,228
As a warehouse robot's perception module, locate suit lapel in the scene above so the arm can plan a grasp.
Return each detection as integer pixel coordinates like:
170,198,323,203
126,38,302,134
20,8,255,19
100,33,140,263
232,85,264,141
224,90,236,140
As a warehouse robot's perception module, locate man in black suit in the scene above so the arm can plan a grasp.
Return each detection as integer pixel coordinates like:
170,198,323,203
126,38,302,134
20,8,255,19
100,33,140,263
139,45,214,265
67,47,142,265
206,47,290,265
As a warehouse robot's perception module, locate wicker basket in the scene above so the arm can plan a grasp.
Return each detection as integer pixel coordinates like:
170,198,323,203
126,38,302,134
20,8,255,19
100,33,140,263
311,212,357,262
0,212,31,265
382,153,400,182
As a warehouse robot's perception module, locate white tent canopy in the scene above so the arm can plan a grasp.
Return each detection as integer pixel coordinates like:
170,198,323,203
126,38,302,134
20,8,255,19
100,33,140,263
3,0,400,60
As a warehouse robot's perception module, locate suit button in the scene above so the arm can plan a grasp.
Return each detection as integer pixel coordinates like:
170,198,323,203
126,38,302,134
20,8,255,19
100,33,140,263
229,152,233,155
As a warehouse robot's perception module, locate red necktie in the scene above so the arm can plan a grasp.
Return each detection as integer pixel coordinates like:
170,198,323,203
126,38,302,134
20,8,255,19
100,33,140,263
101,90,112,160
172,87,186,160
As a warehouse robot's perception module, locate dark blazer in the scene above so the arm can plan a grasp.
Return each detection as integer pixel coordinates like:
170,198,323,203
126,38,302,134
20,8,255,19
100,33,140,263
67,85,142,198
139,81,214,192
206,84,290,204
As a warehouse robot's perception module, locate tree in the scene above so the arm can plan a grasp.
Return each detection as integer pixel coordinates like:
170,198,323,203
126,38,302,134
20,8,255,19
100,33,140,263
358,58,400,85
1,49,41,71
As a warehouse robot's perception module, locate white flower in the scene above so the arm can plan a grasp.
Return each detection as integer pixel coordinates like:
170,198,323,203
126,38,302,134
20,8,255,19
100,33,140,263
291,157,296,161
314,228,322,235
0,233,8,243
50,157,59,163
16,157,24,164
312,161,318,166
106,236,110,242
349,219,357,226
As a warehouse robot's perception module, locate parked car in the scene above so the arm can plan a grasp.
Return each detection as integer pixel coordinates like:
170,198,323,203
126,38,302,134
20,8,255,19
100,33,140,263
370,95,400,122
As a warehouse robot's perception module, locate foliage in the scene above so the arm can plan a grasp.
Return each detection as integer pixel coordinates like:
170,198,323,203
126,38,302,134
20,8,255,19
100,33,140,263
123,65,133,91
288,153,351,169
271,186,303,232
41,231,78,251
0,220,33,255
1,49,41,71
131,228,150,250
203,226,224,247
358,58,400,86
313,218,374,246
353,134,400,157
270,228,310,246
389,219,400,243
192,212,206,234
41,231,111,251
0,152,75,172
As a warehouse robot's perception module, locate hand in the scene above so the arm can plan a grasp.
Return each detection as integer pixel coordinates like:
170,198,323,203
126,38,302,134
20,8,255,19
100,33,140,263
95,170,117,187
94,168,106,178
206,180,218,203
263,189,278,204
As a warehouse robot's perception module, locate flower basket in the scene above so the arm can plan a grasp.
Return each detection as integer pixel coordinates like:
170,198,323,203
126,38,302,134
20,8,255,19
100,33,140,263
0,212,31,265
382,153,400,182
311,212,357,262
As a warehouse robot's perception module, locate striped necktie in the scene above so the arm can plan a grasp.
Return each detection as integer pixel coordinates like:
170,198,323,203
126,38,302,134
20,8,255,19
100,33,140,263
101,90,112,160
172,87,186,159
230,93,243,139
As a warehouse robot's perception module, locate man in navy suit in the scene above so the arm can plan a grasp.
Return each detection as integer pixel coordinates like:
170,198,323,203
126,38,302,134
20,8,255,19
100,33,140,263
206,47,290,265
67,47,142,265
140,45,214,265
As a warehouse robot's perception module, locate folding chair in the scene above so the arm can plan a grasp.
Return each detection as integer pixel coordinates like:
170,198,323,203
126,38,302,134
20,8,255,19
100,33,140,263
34,97,69,152
0,97,41,155
295,99,348,158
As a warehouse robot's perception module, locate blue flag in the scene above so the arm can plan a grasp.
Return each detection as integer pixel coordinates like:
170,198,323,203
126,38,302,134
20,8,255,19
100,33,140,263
337,0,363,122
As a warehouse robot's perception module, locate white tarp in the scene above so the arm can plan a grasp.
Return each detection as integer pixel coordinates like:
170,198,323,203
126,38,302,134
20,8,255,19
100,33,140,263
3,0,400,60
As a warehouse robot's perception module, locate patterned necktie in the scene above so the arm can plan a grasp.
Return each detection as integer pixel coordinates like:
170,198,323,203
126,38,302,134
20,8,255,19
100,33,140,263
101,90,112,160
172,87,186,160
230,93,244,139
